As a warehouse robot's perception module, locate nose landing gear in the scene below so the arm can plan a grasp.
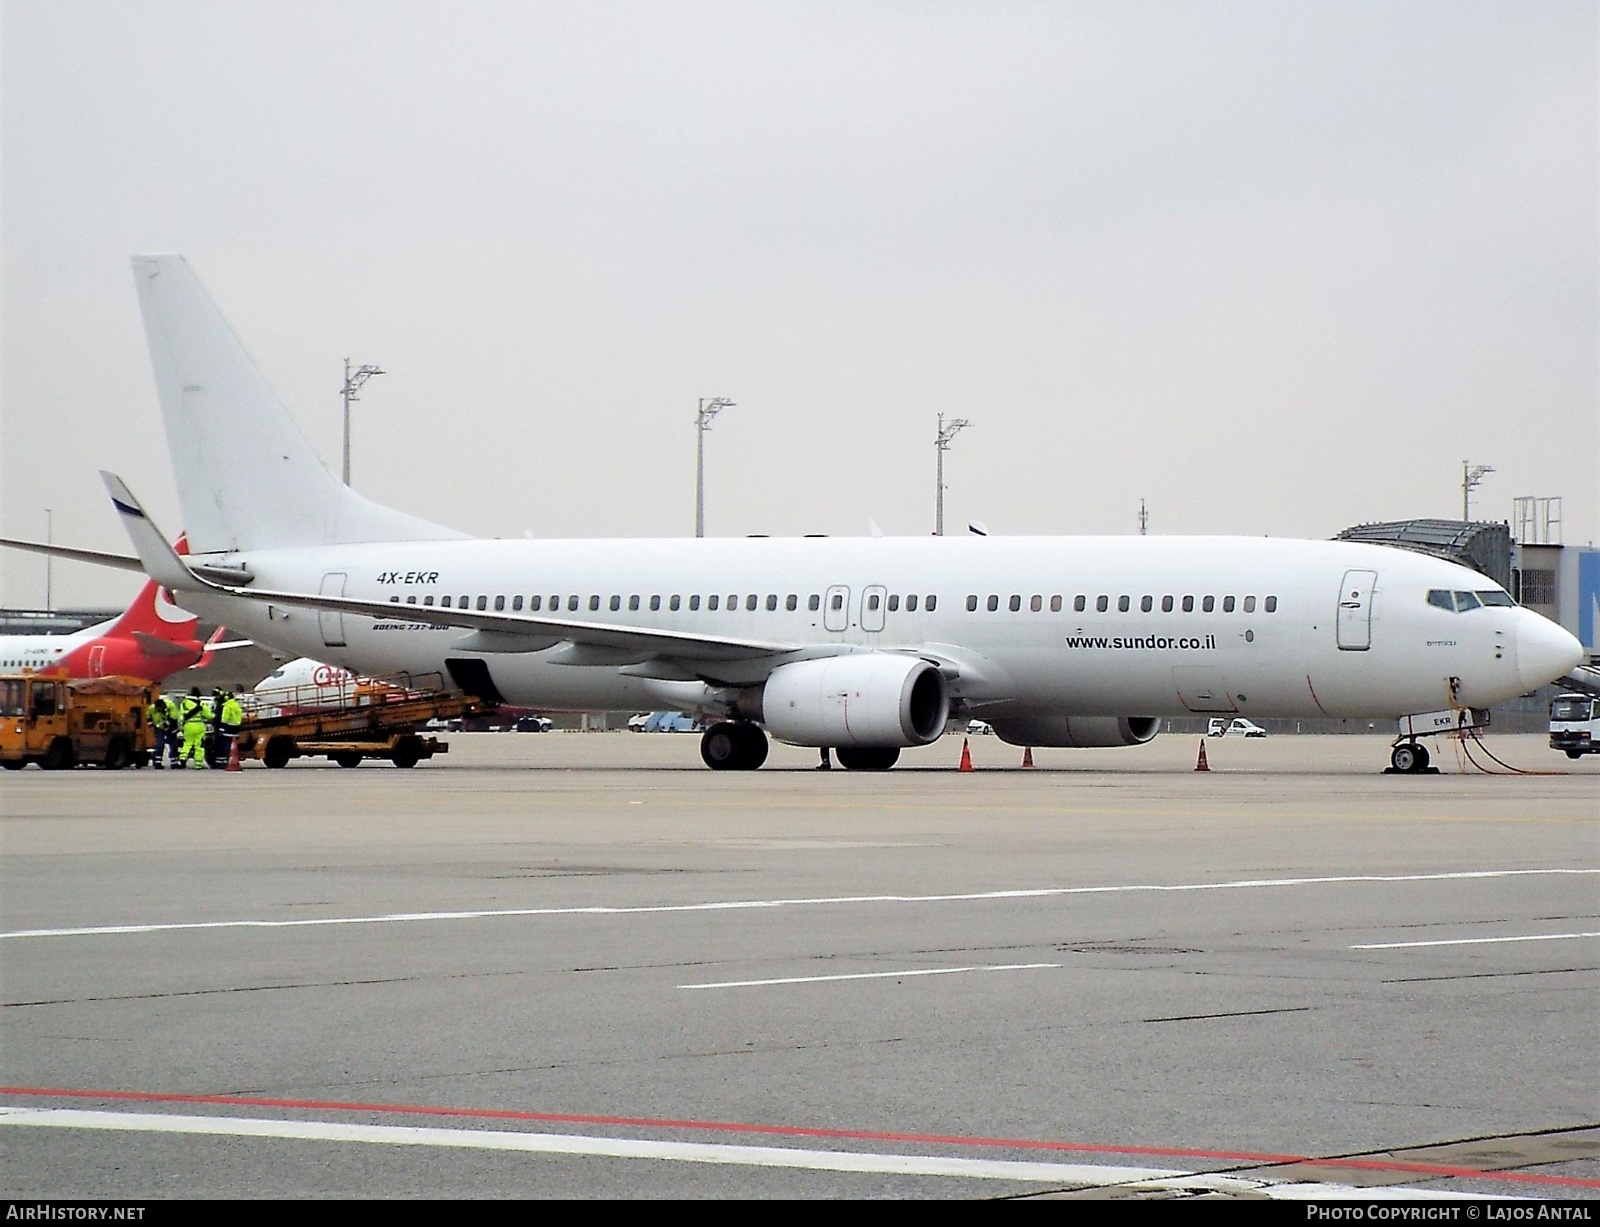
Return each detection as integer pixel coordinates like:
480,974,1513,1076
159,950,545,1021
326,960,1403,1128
1387,740,1437,774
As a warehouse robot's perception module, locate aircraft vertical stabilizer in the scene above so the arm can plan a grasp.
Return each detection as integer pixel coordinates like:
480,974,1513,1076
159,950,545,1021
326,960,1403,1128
131,255,464,554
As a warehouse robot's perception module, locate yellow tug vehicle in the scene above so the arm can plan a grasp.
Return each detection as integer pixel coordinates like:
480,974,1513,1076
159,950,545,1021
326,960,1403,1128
0,672,156,770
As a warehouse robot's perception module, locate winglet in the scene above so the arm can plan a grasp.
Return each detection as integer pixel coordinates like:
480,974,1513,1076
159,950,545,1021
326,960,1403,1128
100,472,203,591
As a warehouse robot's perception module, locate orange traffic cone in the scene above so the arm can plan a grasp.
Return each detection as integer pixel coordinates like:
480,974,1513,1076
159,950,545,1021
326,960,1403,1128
958,738,974,772
1195,739,1209,772
1021,746,1035,768
226,737,243,773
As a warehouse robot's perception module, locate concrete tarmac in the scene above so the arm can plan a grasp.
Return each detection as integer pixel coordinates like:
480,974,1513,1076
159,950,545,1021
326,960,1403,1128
2,733,1596,1199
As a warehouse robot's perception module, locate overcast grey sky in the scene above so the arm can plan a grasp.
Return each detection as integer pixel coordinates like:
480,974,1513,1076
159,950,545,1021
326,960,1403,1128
3,0,1595,607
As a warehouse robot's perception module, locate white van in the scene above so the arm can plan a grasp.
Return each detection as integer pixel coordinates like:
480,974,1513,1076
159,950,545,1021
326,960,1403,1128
1207,717,1267,738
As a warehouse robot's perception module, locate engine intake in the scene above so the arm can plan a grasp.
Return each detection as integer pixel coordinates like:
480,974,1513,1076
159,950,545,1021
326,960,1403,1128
988,714,1159,748
760,655,949,748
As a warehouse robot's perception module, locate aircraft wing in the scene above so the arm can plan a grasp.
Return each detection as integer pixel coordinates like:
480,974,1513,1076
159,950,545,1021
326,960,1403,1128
0,536,144,572
101,472,800,665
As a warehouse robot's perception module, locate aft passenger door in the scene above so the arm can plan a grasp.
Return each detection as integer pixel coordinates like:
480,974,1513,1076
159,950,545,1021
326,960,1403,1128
823,585,850,633
319,572,348,648
1336,569,1378,651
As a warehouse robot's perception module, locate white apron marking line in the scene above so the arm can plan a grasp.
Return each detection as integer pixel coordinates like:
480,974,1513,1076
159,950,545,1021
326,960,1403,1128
1352,931,1600,950
0,1108,1477,1198
4,868,1595,942
680,963,1061,989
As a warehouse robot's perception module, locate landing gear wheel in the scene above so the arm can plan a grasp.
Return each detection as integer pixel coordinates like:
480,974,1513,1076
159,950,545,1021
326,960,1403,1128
835,746,901,771
734,722,768,770
40,738,75,771
699,722,768,771
333,751,363,769
1390,742,1428,773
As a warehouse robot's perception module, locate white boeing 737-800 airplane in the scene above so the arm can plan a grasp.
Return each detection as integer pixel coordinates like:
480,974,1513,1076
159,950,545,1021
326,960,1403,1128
18,256,1589,772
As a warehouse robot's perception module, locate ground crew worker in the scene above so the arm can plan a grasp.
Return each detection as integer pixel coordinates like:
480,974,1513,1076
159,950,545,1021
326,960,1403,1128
215,686,244,764
146,694,177,769
178,687,209,769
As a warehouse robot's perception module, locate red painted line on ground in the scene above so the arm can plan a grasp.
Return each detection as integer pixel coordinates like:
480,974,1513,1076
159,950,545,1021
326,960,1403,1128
2,1086,1595,1189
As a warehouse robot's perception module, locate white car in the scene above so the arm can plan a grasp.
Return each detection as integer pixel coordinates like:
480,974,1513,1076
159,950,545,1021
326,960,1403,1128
967,720,995,736
1207,717,1267,738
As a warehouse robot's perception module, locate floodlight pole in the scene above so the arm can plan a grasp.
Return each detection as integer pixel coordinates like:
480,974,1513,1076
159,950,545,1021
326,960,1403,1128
935,414,971,536
341,359,386,486
695,397,735,537
1462,461,1494,521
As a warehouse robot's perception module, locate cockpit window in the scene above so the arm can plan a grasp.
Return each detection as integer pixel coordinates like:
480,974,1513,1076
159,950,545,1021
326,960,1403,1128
1453,591,1481,611
1427,589,1454,611
1475,590,1514,607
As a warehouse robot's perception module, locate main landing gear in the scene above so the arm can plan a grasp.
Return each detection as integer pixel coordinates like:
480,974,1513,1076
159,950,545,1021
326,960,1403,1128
700,722,769,771
1387,740,1437,774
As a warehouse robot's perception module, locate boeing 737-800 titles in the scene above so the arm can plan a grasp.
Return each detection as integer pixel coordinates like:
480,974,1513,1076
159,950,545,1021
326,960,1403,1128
10,256,1587,771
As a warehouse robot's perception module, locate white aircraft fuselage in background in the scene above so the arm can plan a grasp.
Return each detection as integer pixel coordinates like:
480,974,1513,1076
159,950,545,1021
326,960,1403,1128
47,255,1589,770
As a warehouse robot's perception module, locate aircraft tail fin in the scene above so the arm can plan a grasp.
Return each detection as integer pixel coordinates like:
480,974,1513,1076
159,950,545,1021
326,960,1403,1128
102,576,199,643
131,255,466,554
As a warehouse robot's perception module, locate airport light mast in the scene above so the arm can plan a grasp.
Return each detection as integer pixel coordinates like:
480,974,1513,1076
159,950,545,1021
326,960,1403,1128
695,397,735,538
934,414,971,536
341,359,385,487
1462,461,1494,521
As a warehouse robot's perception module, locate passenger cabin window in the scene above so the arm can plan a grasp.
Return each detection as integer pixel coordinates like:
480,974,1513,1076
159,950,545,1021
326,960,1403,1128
1030,595,1042,612
567,596,579,612
610,595,621,611
529,596,541,611
629,596,640,611
1009,595,1021,612
1223,596,1235,613
830,594,844,611
512,596,523,611
1264,596,1277,612
987,595,999,612
1203,596,1215,612
967,595,978,612
708,595,720,611
1140,596,1153,613
766,594,777,611
925,595,937,611
728,594,738,610
1118,596,1130,612
1182,596,1194,612
424,595,435,606
689,595,701,610
1050,596,1062,612
808,595,821,611
1243,596,1256,613
459,595,469,608
667,595,678,611
746,594,758,611
650,595,661,611
406,596,417,604
1097,596,1109,612
888,595,899,612
1075,595,1086,612
786,594,797,611
906,595,917,612
494,596,505,611
441,596,452,608
1162,596,1174,612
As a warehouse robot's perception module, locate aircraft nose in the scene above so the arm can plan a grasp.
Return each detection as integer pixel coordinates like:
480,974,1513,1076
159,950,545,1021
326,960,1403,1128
1516,611,1584,693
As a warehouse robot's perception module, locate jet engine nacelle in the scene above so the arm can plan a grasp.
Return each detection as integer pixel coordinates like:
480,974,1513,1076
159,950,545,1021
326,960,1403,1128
760,655,950,748
988,714,1160,748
